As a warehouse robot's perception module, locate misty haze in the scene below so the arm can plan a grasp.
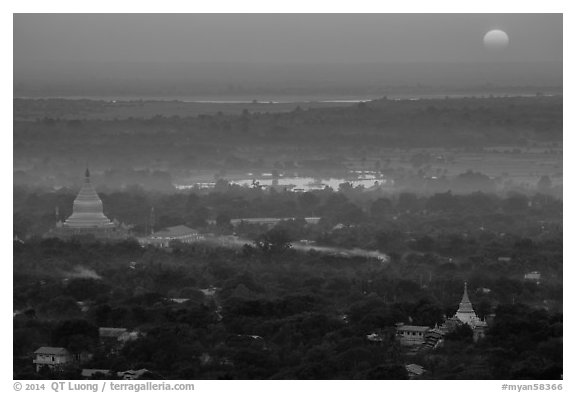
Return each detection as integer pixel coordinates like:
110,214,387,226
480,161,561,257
13,13,562,381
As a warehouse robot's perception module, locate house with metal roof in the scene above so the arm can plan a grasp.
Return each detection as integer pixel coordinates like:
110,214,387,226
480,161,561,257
33,347,72,372
405,363,427,379
396,324,431,346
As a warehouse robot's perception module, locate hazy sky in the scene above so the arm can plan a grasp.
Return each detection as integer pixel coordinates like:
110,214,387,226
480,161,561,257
14,14,562,66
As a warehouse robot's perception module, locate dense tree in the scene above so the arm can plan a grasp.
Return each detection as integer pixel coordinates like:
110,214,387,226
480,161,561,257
254,228,293,257
13,183,562,380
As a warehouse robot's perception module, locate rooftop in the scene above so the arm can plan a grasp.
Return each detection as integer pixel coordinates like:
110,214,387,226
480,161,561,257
152,225,198,238
396,325,430,332
81,369,111,377
406,363,426,376
34,347,70,355
99,327,128,338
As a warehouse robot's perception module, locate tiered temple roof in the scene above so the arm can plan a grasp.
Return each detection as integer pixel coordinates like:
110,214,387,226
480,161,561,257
47,169,130,241
455,282,478,324
63,169,115,229
453,282,488,331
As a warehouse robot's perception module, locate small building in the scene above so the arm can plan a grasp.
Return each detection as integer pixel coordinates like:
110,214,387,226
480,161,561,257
199,353,213,366
396,324,430,346
117,369,151,380
142,225,203,248
226,334,267,350
421,328,445,350
77,301,90,313
81,369,111,378
33,347,72,372
524,271,542,284
200,286,218,297
366,333,383,342
169,298,190,304
99,327,128,341
366,332,386,343
229,217,321,228
405,363,426,379
99,327,139,351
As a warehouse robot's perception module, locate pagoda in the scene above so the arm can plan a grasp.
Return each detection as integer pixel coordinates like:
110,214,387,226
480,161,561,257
455,282,479,325
62,168,115,230
48,169,130,240
441,281,488,341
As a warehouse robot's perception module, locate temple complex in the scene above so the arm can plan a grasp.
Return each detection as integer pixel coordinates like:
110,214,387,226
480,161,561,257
442,281,488,341
394,281,488,350
47,169,131,240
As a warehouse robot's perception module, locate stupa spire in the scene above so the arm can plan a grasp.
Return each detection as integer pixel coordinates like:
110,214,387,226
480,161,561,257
461,281,471,305
62,169,114,229
455,281,478,324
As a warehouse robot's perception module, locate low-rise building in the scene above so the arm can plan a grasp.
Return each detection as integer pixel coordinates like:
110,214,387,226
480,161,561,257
396,324,430,346
141,225,203,248
405,363,426,379
33,347,72,372
229,217,321,228
169,298,190,304
117,369,151,380
99,327,128,341
421,327,445,350
81,369,111,378
524,271,542,284
99,327,139,351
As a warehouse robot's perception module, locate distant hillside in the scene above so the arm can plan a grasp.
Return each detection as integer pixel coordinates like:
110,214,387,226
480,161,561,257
13,95,562,180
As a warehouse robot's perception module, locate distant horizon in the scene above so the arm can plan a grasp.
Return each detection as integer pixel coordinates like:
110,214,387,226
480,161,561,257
14,60,562,98
14,13,562,97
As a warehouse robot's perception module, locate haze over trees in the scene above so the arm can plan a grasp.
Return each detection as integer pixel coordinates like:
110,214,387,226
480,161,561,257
13,94,563,380
14,96,562,197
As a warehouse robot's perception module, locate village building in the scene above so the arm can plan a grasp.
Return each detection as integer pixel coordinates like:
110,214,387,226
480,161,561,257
421,327,445,350
81,369,111,378
99,327,139,352
226,334,268,350
396,324,430,346
169,298,190,304
227,217,321,228
366,332,386,343
140,225,203,247
33,347,72,372
33,347,92,372
117,369,151,380
524,271,542,284
405,363,427,379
